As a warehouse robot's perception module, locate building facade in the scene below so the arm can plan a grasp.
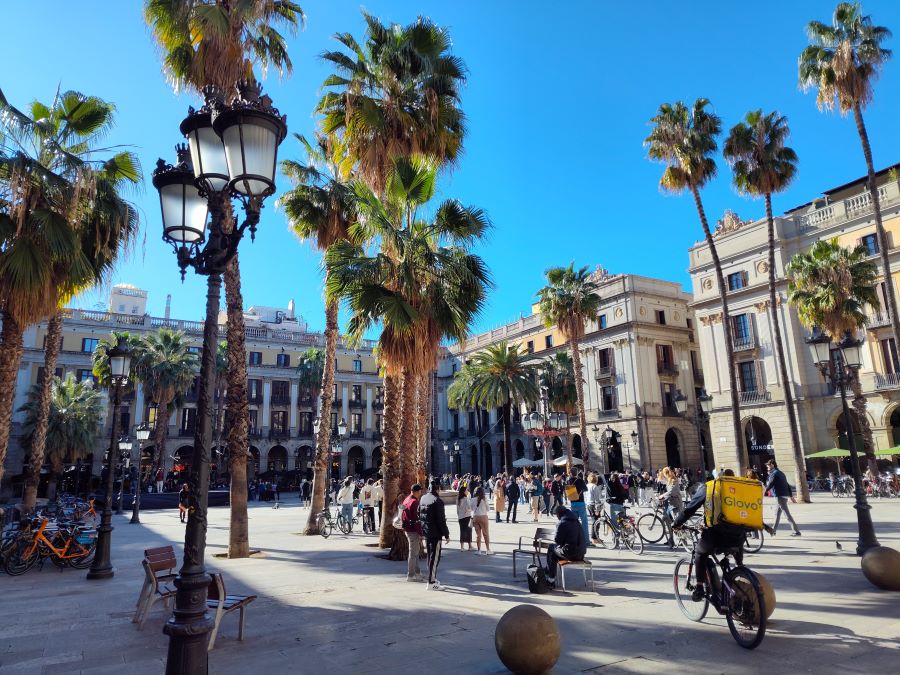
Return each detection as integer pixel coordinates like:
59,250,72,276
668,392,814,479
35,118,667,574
433,270,707,475
688,166,900,482
1,285,383,497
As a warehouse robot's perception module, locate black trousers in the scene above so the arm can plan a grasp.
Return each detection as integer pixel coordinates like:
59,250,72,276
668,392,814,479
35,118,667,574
426,538,443,583
506,500,518,522
546,543,575,578
459,516,472,544
694,527,745,584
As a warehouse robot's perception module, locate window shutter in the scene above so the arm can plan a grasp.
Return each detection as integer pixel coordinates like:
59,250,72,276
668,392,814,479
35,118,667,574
742,271,748,287
755,360,766,390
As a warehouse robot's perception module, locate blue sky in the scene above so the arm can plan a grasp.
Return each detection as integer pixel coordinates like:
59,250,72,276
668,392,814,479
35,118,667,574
6,1,900,336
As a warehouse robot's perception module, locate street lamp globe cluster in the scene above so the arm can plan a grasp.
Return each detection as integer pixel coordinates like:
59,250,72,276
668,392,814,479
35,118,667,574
131,422,151,524
151,80,287,674
523,387,570,476
443,440,461,473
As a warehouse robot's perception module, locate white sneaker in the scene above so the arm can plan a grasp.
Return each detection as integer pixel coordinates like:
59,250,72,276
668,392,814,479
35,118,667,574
476,550,485,556
485,550,495,556
430,582,443,591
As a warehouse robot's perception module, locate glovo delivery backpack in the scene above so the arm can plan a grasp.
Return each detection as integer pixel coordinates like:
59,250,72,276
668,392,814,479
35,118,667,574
704,476,763,530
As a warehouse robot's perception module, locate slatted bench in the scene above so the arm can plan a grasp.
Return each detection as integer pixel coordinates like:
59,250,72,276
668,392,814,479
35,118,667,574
207,572,257,651
512,527,556,577
134,546,178,628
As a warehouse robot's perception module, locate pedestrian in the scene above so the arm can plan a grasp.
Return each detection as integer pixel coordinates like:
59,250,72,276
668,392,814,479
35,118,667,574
566,471,590,547
419,480,451,590
660,467,683,521
156,466,165,494
545,504,587,587
505,476,520,523
360,479,376,533
529,475,543,522
585,473,603,535
550,474,564,511
401,483,425,581
494,475,506,523
178,483,190,523
516,474,526,504
373,479,384,527
471,487,494,555
457,485,474,551
337,477,355,529
765,459,801,536
542,477,552,514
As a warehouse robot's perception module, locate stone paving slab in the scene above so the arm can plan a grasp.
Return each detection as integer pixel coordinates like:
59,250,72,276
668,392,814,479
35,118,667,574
0,495,898,674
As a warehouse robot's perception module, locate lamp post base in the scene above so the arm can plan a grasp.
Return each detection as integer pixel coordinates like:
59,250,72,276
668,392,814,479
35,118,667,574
86,520,115,579
853,500,880,557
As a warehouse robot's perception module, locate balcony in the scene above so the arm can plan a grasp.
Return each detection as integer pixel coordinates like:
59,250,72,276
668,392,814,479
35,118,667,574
271,393,291,405
692,368,704,385
332,398,342,408
249,429,262,439
372,431,383,440
596,408,619,419
595,366,615,381
732,331,757,352
349,430,366,439
657,362,678,378
739,390,771,405
296,428,314,439
297,395,315,407
349,398,365,409
373,400,384,411
795,182,899,233
248,393,263,404
268,427,290,440
875,373,900,390
662,405,681,417
867,313,892,329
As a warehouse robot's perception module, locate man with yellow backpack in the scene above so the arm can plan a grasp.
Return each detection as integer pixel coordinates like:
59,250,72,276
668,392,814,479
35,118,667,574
673,469,773,601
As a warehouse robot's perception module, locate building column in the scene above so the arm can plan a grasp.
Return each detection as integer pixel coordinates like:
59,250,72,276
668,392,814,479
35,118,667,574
289,381,298,432
366,385,373,432
342,383,349,425
262,380,272,430
135,383,145,425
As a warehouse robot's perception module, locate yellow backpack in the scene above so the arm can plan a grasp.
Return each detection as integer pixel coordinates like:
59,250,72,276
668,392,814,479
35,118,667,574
704,476,763,530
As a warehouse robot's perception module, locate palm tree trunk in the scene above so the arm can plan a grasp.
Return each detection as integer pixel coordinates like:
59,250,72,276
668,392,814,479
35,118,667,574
415,370,431,484
388,369,417,561
379,374,402,551
853,104,900,357
848,373,879,474
22,310,64,512
504,395,514,473
152,399,171,477
764,195,809,503
304,297,338,535
570,341,590,473
47,456,64,501
224,252,251,557
691,186,744,472
0,311,25,486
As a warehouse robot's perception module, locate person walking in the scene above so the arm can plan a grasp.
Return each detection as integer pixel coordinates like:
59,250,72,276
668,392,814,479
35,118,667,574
765,459,801,536
550,474,564,512
505,476,520,523
420,480,451,590
457,485,474,551
542,477,552,515
372,479,384,527
494,476,506,523
156,467,165,494
529,475,543,522
471,487,494,555
178,483,190,523
337,477,355,531
401,484,425,581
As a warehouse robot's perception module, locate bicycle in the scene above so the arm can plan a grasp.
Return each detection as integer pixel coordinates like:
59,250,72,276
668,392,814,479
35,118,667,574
831,476,854,498
591,504,643,554
636,498,669,544
673,535,767,649
5,518,96,575
316,509,335,538
742,528,765,554
337,508,358,535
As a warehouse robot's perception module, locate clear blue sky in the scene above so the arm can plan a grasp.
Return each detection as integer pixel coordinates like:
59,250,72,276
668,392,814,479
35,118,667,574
6,1,900,336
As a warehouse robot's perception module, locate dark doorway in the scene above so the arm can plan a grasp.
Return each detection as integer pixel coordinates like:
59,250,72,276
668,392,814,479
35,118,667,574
665,429,681,468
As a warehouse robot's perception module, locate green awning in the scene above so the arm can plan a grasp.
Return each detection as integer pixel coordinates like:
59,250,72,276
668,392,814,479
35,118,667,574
875,446,900,456
805,448,851,458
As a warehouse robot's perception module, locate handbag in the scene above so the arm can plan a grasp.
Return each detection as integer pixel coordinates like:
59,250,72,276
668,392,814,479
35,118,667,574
392,505,405,530
565,484,579,501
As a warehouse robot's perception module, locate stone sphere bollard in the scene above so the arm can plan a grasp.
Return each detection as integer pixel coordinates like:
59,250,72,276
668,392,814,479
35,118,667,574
754,572,777,620
495,605,560,675
861,546,900,591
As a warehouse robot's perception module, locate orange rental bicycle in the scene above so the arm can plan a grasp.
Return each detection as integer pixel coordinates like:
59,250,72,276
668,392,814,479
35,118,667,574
4,518,96,575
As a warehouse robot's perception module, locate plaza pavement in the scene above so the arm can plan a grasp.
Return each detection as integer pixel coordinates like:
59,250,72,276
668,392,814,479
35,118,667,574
0,495,898,674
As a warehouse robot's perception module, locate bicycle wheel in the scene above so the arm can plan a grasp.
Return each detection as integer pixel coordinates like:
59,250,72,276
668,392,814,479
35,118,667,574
637,512,666,544
621,521,644,555
4,541,39,576
673,557,708,622
317,516,332,539
597,518,617,549
337,514,351,535
725,567,766,649
743,529,764,554
68,544,96,569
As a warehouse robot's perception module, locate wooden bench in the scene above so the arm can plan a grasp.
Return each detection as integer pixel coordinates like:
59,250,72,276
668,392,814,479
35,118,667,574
207,573,257,651
133,546,178,628
556,558,594,591
512,527,556,577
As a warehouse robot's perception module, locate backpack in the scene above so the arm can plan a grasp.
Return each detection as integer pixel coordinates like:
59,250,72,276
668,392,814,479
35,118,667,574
704,477,763,530
526,563,552,594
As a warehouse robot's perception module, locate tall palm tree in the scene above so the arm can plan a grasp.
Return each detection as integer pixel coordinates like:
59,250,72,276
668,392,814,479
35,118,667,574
447,342,538,472
537,264,601,471
0,88,140,488
213,340,228,466
541,352,578,414
128,329,198,478
279,134,356,535
645,99,744,470
786,238,880,472
723,109,808,502
144,0,302,558
317,12,466,195
800,2,899,353
18,375,102,500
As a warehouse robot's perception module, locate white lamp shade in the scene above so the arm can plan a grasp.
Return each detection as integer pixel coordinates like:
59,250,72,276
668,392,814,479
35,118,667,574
338,418,348,437
839,336,863,368
674,392,688,415
110,353,131,380
136,425,151,441
214,108,285,197
158,179,208,244
183,116,229,192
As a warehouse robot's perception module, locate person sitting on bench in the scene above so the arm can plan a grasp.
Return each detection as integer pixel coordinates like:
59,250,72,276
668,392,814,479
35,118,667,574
546,504,587,586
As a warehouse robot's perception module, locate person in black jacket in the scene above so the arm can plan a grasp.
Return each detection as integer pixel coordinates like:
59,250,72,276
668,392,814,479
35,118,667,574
419,480,451,590
546,505,587,585
505,478,520,523
765,460,801,536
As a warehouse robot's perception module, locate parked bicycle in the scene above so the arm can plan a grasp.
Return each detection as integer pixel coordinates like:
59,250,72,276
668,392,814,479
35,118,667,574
591,504,643,554
673,535,767,649
4,517,96,575
316,509,335,538
831,476,855,498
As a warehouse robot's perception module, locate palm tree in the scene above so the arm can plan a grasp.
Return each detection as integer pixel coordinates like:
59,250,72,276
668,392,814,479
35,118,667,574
645,99,744,470
447,342,538,472
537,264,601,471
800,2,899,353
128,329,198,479
0,88,140,489
317,12,466,195
723,110,809,502
144,0,302,559
786,238,880,472
18,375,102,500
541,352,578,414
279,134,356,535
213,340,227,465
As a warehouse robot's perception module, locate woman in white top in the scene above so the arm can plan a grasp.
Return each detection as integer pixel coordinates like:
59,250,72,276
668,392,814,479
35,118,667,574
371,480,384,527
337,478,355,528
470,487,493,555
456,485,474,550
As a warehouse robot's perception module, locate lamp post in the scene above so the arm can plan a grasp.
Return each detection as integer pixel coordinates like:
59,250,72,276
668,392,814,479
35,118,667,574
87,335,132,580
116,436,132,515
154,82,286,674
443,440,461,474
523,386,569,477
806,331,879,556
316,416,347,478
131,422,151,524
674,388,712,475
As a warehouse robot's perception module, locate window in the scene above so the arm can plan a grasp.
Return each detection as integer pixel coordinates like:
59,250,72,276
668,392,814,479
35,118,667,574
181,408,196,434
333,382,341,401
36,367,64,383
299,412,313,435
351,413,362,433
452,413,459,434
656,344,674,366
687,318,693,330
690,351,700,375
248,351,262,366
468,411,476,431
118,304,125,312
248,379,262,400
738,361,758,392
545,335,553,349
353,359,362,373
597,348,613,369
727,271,746,291
352,385,362,403
881,338,899,375
81,338,99,353
375,386,384,405
598,314,607,330
119,409,131,432
601,385,616,411
331,412,338,434
375,414,383,433
187,346,201,354
271,410,288,434
276,353,290,368
526,340,534,354
76,369,96,385
861,233,879,256
661,382,676,409
656,310,666,325
272,380,289,401
731,313,751,340
248,409,259,433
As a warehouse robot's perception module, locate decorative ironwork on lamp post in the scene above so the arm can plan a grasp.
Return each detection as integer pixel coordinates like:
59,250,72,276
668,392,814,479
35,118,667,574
131,422,151,524
806,330,879,556
154,81,286,674
523,386,569,476
115,436,132,515
87,335,132,580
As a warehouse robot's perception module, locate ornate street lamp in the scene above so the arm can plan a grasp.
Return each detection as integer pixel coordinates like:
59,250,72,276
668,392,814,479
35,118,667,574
806,330,878,556
87,336,131,580
131,422,151,524
116,436,133,515
155,81,286,674
673,390,688,415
